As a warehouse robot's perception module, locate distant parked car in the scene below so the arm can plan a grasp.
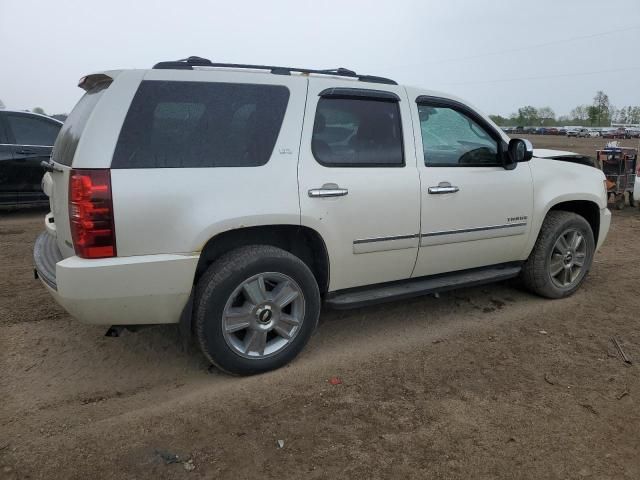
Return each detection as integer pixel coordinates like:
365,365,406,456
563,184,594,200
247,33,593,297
577,128,591,138
627,129,640,138
603,128,629,139
0,110,63,207
546,127,559,135
567,129,579,137
587,129,601,138
557,128,567,136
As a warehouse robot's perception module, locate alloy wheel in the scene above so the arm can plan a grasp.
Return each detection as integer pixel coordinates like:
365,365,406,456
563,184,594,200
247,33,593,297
221,272,305,359
548,228,587,288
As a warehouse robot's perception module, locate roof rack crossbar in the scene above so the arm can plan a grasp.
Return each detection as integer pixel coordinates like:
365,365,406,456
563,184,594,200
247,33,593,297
152,56,397,85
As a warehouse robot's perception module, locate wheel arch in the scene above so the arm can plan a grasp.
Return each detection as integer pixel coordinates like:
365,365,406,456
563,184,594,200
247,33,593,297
194,225,330,295
523,199,601,261
180,224,330,339
547,200,600,246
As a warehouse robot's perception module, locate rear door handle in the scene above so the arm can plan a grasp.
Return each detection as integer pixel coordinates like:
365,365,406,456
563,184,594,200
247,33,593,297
308,183,348,198
428,182,459,194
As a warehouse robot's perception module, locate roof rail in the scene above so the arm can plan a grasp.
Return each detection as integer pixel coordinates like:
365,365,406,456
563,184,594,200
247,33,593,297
152,56,397,85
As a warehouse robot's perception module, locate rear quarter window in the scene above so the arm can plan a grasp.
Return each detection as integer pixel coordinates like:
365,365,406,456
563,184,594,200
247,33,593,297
111,81,290,169
52,82,109,166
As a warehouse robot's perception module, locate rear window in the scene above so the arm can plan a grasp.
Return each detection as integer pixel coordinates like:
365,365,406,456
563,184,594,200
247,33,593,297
52,82,109,166
111,81,290,169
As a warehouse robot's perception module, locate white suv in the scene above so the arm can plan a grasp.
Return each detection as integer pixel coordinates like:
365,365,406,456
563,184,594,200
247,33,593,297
34,57,611,375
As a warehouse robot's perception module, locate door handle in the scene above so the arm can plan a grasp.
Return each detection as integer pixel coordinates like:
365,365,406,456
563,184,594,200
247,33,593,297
428,181,459,194
308,183,348,198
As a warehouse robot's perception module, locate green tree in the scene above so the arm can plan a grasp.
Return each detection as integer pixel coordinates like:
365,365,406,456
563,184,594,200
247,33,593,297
489,114,508,126
0,99,5,109
592,91,610,126
537,107,555,126
587,106,599,126
516,106,538,126
614,106,640,124
32,107,46,115
569,105,588,122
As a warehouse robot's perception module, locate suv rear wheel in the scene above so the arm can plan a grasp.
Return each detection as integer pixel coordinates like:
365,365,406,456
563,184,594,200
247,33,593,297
195,245,321,375
521,211,595,299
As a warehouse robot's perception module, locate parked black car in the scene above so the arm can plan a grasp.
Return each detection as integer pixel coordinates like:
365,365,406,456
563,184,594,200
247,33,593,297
0,110,62,207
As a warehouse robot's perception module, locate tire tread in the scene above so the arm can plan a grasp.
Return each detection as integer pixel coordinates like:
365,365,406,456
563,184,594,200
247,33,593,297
194,245,319,375
521,211,594,299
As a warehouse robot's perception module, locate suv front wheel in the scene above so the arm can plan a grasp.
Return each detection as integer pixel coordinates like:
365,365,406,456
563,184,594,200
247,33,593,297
521,211,595,299
195,245,321,375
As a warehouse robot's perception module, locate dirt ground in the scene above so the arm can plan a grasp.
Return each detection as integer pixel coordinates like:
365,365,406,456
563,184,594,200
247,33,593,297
520,134,640,158
2,153,640,478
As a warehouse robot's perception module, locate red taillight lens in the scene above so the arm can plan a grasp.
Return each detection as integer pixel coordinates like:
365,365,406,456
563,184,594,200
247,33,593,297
69,169,116,258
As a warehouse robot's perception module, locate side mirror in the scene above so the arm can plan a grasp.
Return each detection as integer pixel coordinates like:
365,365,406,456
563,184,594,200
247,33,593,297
507,138,533,164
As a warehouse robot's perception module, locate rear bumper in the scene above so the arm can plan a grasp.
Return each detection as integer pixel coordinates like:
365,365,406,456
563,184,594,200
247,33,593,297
33,231,62,289
597,207,611,250
34,232,198,325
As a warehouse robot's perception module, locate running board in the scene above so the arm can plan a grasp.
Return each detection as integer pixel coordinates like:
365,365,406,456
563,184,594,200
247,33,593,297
325,265,521,309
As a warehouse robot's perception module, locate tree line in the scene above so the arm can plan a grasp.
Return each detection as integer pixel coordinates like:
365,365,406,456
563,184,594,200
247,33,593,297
490,91,640,127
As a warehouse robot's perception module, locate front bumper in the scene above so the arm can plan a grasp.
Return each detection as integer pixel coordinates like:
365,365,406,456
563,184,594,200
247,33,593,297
34,232,198,325
597,207,611,250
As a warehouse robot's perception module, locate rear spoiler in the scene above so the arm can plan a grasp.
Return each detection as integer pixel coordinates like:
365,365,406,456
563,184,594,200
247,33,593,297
77,73,114,91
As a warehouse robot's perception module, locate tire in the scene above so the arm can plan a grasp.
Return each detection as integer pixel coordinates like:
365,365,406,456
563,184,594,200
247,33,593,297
520,211,595,299
194,245,321,375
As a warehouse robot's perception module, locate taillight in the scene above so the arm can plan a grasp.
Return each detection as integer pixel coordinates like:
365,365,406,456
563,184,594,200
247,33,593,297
69,169,116,258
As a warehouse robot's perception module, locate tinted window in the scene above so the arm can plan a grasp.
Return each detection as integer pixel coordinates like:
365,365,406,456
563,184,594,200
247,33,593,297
418,105,499,166
112,81,290,169
312,98,403,167
0,117,7,143
6,114,61,146
52,82,109,166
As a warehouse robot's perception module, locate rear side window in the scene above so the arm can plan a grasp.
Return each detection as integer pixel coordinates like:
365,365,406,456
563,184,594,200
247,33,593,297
112,81,290,169
52,82,109,166
6,113,61,146
312,98,404,167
